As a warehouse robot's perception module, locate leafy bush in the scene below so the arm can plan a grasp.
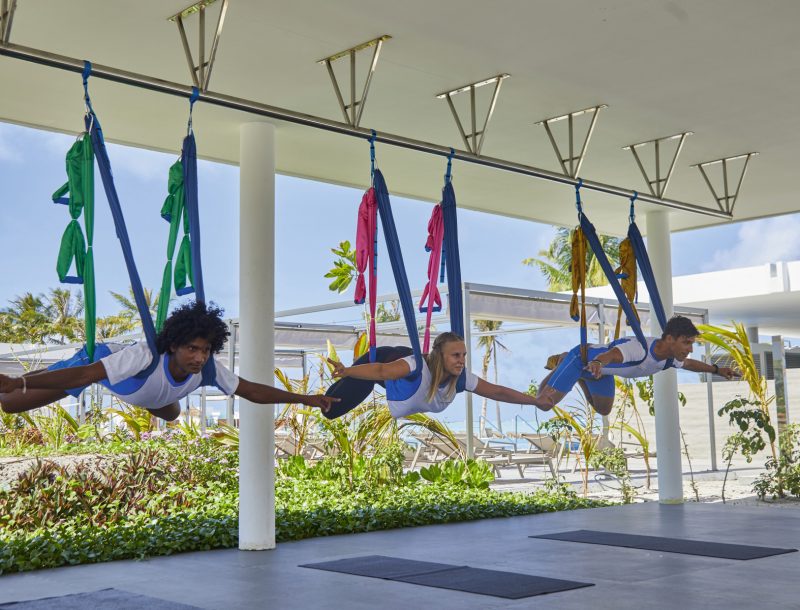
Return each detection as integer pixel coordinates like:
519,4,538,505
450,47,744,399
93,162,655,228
753,424,800,500
0,440,608,575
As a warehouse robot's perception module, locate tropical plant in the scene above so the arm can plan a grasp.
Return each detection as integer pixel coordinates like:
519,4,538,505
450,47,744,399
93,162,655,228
523,227,621,291
474,319,507,436
699,322,776,463
544,402,602,496
324,240,358,294
753,424,800,500
718,396,776,502
107,403,158,441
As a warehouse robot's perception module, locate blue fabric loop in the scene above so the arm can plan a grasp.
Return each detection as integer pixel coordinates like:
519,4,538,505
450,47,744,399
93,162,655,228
187,87,200,134
82,61,94,114
629,191,638,224
444,148,454,184
574,178,583,214
369,129,377,180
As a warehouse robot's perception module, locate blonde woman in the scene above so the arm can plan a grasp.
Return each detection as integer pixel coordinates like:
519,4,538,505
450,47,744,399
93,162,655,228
325,332,544,419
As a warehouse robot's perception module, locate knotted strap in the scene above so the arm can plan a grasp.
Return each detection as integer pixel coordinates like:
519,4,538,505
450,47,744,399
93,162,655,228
354,186,378,361
419,203,445,352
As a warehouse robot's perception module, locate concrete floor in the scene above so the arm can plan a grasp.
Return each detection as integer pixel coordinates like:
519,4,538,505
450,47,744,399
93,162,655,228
1,502,798,610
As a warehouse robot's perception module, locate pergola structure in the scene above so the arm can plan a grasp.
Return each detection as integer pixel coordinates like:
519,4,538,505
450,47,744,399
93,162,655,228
2,0,797,550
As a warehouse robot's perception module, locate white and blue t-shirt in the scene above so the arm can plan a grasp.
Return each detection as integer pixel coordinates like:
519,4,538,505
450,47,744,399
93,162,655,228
98,342,239,410
600,336,684,378
387,355,479,418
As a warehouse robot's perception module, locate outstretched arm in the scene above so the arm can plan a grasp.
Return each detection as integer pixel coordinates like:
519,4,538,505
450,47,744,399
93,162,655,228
234,378,339,413
0,362,108,394
584,347,624,379
473,378,542,407
327,357,411,382
681,358,740,380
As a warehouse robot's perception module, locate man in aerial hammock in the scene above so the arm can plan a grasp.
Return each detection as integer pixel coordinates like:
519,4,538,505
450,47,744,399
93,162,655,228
0,301,338,420
530,315,739,415
325,331,548,420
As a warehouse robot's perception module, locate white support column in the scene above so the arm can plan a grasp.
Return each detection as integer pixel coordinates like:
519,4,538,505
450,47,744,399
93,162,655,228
238,122,276,550
646,210,683,504
463,284,474,458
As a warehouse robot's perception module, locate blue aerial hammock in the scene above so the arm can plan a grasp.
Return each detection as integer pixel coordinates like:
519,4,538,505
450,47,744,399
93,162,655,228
51,63,214,385
324,139,465,417
571,180,670,366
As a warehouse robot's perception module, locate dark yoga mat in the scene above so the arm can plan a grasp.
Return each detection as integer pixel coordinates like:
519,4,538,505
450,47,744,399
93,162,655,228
0,588,202,609
530,529,798,560
301,554,593,599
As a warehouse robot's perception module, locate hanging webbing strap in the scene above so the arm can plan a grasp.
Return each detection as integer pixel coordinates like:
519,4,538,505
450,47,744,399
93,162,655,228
577,205,649,351
82,62,158,363
613,236,639,339
419,203,444,353
440,172,467,393
627,222,668,332
52,130,96,359
354,186,378,361
373,169,424,381
569,225,589,364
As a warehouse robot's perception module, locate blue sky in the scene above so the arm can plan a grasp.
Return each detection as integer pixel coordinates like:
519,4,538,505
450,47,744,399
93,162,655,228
2,120,799,427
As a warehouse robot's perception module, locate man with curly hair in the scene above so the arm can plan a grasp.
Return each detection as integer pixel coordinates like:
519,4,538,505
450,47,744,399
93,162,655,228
0,301,337,420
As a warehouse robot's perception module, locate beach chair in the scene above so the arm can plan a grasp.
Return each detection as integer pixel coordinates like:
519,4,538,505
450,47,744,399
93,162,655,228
454,433,556,478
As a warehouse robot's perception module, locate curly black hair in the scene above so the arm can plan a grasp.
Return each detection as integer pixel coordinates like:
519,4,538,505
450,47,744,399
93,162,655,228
662,315,699,340
155,300,230,355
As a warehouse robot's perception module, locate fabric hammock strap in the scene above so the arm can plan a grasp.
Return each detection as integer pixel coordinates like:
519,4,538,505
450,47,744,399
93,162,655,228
569,226,589,363
354,185,378,361
440,178,467,392
579,212,648,350
419,204,444,353
627,220,668,332
52,131,96,359
614,237,639,340
88,110,158,361
155,132,205,331
373,169,423,379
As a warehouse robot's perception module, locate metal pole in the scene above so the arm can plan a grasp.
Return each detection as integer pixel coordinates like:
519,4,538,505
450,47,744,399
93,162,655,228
226,319,237,426
772,335,790,446
463,284,474,459
0,42,730,219
704,312,717,471
200,386,207,435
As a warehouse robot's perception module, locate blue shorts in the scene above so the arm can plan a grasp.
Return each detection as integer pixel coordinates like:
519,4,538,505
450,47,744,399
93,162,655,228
546,344,616,399
47,343,112,397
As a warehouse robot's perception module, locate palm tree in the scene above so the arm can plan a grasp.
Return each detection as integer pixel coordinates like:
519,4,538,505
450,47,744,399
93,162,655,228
0,293,52,343
523,227,621,291
94,314,138,340
109,287,160,330
474,319,507,436
45,288,84,344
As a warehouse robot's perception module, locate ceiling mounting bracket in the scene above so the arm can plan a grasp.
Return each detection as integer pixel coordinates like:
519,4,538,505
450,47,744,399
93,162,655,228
623,131,692,198
0,0,18,46
318,35,391,128
692,152,757,215
168,0,229,92
436,73,509,156
536,104,607,178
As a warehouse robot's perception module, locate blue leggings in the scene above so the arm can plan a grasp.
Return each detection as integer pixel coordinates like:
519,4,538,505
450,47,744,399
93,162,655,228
546,344,616,400
324,346,413,419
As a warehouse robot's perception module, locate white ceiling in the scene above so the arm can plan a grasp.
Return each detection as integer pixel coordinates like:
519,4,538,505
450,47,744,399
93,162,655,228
1,0,798,235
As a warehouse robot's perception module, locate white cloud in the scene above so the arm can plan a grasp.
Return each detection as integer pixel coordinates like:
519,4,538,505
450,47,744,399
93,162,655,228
0,124,22,162
104,143,174,183
702,216,800,271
